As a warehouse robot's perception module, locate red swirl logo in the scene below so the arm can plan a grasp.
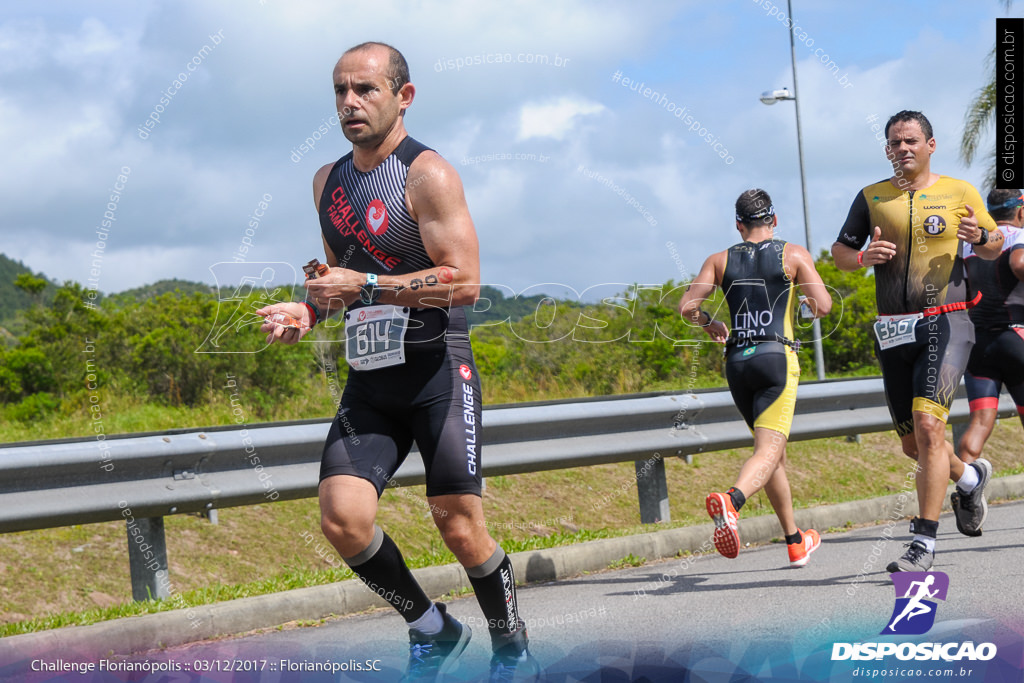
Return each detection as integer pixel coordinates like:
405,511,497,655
366,199,388,235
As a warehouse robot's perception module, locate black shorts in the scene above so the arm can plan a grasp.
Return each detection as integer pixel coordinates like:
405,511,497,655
965,326,1024,411
875,310,974,437
319,339,483,498
725,342,800,438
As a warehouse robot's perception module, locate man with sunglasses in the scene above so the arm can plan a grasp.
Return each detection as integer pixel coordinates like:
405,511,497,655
831,111,1001,572
955,189,1024,535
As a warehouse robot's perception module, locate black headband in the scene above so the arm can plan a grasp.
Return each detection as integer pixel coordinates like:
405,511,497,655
737,204,775,222
988,194,1024,212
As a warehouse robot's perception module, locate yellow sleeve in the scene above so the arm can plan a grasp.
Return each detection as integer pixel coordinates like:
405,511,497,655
961,182,998,231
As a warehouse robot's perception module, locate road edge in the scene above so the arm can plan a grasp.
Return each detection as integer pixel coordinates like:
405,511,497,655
2,473,1022,660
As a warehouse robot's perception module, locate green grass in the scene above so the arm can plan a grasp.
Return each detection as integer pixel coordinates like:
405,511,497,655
608,554,646,570
2,409,1023,638
0,390,339,445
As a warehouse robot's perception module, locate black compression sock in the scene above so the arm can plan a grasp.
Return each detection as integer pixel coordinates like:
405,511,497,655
466,546,522,647
785,530,803,545
727,486,746,512
343,526,433,623
910,517,939,539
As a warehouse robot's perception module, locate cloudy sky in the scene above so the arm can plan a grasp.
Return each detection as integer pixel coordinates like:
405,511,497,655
0,0,1011,299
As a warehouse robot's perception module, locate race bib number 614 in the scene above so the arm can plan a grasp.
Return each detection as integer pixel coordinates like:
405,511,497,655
345,305,410,370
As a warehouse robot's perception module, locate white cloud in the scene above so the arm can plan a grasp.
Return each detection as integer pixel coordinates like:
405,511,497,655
517,97,606,141
0,0,1005,299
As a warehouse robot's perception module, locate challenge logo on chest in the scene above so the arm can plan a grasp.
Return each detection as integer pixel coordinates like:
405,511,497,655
366,199,389,235
326,185,402,270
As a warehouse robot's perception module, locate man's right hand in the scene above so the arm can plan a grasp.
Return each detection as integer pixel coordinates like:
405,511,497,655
704,319,730,344
862,226,897,266
255,301,313,345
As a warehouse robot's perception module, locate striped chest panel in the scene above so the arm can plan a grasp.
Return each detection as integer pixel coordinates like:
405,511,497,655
318,137,435,275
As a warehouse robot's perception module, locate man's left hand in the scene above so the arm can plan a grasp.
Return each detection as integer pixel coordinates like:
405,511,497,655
956,204,984,244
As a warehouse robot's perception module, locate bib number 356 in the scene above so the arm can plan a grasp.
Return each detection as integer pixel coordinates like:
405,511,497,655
873,315,918,350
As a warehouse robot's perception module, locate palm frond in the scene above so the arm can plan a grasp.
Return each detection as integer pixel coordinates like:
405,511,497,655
960,81,997,165
962,0,1016,180
984,152,997,191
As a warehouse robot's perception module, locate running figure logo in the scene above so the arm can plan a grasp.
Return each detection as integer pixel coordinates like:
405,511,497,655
882,571,949,635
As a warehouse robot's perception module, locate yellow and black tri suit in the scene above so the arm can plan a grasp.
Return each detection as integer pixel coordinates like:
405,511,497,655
721,238,800,438
835,176,998,435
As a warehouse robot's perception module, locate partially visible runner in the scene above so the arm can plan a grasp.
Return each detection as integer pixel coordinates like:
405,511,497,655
830,110,1002,572
955,188,1024,534
257,42,538,682
680,189,832,567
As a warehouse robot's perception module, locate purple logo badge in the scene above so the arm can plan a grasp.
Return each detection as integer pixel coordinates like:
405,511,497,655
882,571,949,635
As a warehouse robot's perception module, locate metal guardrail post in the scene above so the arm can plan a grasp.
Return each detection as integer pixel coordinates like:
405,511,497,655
126,517,170,601
3,377,1019,601
635,455,670,524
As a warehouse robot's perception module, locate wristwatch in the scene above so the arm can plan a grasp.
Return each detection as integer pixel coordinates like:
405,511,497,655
360,272,382,305
974,228,989,246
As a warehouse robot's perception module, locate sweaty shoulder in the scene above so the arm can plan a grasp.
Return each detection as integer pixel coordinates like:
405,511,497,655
407,148,459,190
709,247,731,281
405,149,467,221
782,240,810,271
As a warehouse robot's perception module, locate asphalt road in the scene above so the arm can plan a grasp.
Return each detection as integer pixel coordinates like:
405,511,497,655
84,500,1024,682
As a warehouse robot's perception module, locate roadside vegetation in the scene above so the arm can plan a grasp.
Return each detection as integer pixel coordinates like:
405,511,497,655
3,254,1003,637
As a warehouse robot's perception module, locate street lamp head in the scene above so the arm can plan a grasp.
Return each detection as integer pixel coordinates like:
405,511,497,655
759,88,794,105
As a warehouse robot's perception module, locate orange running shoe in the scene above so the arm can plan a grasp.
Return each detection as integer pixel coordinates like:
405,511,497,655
706,492,740,558
787,528,821,567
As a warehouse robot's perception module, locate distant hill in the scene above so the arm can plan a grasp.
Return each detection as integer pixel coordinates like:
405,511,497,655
466,285,579,327
0,254,57,327
107,282,563,323
0,251,565,337
106,279,217,306
0,253,217,332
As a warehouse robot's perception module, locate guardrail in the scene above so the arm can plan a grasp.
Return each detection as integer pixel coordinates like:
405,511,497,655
0,377,1013,600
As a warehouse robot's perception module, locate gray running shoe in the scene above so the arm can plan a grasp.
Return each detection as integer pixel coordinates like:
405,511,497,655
489,624,541,682
951,458,992,537
886,540,934,573
401,603,471,681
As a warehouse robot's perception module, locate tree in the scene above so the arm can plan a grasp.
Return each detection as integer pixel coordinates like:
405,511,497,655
814,252,878,374
13,273,47,298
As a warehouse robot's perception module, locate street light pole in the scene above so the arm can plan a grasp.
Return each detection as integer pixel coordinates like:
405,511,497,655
787,0,826,381
760,0,827,380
